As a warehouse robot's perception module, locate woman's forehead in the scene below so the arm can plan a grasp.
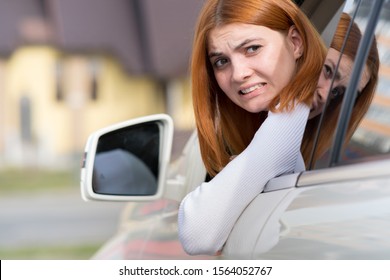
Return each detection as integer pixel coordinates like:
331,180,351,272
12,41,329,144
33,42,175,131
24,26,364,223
207,23,281,51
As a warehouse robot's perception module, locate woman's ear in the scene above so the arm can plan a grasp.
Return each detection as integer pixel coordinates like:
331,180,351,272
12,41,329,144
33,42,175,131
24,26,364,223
288,26,304,59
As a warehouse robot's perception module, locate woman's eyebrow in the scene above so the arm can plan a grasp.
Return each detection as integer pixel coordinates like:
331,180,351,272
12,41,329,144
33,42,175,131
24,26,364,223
208,38,262,58
328,59,342,81
233,38,260,50
208,51,223,59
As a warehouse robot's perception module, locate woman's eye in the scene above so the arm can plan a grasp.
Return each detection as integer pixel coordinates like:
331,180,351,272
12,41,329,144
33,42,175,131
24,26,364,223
213,58,228,68
246,45,261,54
331,86,346,99
323,64,333,79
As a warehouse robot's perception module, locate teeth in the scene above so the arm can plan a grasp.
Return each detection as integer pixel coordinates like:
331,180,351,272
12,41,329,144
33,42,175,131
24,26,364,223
240,84,264,95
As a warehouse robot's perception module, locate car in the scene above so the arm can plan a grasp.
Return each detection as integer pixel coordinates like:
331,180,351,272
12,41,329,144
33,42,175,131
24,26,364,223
80,0,390,259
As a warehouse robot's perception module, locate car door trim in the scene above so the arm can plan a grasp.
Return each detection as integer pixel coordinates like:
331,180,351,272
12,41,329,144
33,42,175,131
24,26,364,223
297,157,390,187
263,173,301,193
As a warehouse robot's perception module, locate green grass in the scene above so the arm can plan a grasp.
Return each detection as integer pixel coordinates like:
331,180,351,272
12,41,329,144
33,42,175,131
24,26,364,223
0,169,102,260
0,168,102,260
0,168,78,194
0,243,101,260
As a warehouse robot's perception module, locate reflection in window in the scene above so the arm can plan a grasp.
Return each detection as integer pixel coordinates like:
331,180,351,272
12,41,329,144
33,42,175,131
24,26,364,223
340,2,390,163
309,7,372,169
353,129,390,154
377,79,390,97
310,0,389,168
379,47,390,65
364,105,390,125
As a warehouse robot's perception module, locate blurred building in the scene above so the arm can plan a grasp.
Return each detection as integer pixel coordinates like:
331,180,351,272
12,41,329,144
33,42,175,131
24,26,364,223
0,0,202,168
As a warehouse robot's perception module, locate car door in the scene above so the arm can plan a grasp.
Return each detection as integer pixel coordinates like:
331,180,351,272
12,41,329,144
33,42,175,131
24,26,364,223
223,0,390,259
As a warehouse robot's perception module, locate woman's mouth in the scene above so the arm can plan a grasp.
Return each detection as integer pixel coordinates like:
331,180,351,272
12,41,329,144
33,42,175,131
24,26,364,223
239,83,266,95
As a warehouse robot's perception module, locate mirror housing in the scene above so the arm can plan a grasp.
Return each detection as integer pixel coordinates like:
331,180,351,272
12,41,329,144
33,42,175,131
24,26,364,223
80,114,173,201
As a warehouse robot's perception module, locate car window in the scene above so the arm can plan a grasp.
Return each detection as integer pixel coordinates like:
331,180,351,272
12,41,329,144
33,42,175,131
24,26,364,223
307,0,387,169
339,2,390,164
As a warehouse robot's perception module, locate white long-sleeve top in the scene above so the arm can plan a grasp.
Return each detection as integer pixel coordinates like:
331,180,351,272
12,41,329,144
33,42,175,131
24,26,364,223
178,102,309,255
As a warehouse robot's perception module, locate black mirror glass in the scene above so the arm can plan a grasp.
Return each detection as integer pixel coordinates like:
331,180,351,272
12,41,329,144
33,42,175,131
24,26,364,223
92,121,160,196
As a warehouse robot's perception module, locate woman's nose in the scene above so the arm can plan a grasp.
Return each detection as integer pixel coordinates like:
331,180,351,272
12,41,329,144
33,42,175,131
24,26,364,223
317,89,327,103
231,60,252,81
317,76,332,103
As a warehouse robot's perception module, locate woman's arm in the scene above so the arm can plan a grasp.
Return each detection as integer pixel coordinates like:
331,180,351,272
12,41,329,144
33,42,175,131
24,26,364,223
178,103,310,255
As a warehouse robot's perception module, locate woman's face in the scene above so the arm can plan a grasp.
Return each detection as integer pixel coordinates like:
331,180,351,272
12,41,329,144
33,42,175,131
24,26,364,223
309,48,371,119
207,23,303,113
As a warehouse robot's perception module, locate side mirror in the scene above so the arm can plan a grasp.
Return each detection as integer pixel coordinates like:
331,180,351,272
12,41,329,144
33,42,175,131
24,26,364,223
80,114,173,201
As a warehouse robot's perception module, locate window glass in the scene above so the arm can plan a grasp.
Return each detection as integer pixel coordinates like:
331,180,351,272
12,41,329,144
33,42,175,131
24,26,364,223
339,1,390,163
307,0,386,169
306,0,362,168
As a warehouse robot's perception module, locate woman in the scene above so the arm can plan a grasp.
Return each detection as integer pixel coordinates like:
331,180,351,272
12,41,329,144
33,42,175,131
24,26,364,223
178,0,327,255
191,0,327,178
303,12,379,166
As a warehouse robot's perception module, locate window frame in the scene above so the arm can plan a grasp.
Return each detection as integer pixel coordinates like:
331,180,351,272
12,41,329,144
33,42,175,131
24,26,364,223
309,0,385,169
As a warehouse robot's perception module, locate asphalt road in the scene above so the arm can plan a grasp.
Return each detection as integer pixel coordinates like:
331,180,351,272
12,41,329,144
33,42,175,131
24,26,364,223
0,189,126,249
